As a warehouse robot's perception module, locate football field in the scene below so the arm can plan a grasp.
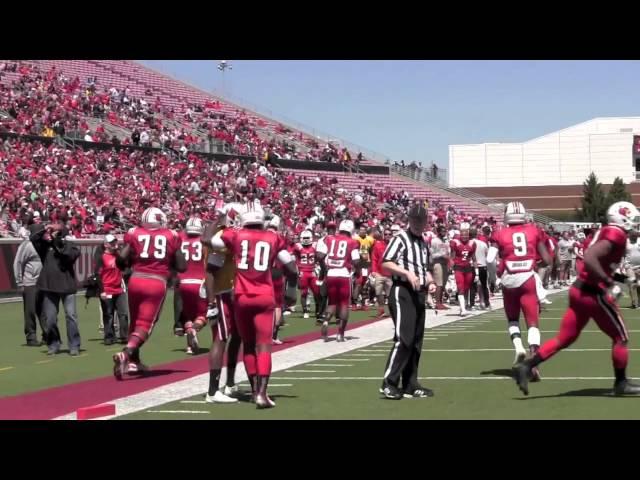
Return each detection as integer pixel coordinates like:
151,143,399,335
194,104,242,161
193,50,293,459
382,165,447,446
4,290,640,419
119,291,640,420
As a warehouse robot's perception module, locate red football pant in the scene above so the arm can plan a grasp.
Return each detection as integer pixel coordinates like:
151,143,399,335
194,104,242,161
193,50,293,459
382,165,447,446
234,294,276,377
503,276,539,327
538,286,629,369
575,259,584,276
299,272,319,298
454,270,475,295
178,282,207,325
326,277,351,308
127,276,167,348
212,292,234,342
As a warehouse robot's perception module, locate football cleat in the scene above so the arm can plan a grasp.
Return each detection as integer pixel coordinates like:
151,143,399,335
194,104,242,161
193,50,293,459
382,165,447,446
255,394,276,409
223,385,239,397
113,352,127,380
272,338,283,345
336,334,345,342
403,386,435,398
186,346,194,355
205,391,239,404
303,312,310,319
186,329,199,354
321,321,329,341
530,366,542,382
512,362,531,396
613,379,640,396
382,385,403,400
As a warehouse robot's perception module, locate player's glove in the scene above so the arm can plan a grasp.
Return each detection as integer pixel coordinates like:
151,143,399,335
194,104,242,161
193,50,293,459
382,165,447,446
206,303,220,324
609,284,623,301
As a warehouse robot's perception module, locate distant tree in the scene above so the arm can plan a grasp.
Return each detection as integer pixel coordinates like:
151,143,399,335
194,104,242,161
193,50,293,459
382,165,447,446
578,172,607,222
605,176,632,208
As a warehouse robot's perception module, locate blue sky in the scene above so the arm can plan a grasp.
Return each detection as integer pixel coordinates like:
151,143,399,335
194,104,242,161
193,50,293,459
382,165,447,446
140,60,640,168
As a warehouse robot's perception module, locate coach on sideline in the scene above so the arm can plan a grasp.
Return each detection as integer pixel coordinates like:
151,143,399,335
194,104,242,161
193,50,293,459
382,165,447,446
380,203,436,400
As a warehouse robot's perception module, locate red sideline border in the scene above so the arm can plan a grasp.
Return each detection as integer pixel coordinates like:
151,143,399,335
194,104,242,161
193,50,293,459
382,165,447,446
0,317,382,420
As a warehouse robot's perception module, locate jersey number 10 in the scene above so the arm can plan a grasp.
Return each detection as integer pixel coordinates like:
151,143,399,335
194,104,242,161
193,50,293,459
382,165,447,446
238,240,271,272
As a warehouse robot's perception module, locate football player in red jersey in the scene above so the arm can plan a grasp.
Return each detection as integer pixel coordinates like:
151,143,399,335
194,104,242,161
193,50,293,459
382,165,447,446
177,217,207,355
113,207,186,379
209,202,298,409
514,202,640,396
491,202,552,379
294,230,321,320
449,223,476,316
315,220,361,342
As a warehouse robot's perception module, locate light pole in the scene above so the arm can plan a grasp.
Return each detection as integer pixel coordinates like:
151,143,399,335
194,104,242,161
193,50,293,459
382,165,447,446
217,60,232,96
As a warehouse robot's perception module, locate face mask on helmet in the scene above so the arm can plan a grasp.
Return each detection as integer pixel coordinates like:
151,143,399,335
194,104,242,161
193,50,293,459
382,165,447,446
300,231,313,245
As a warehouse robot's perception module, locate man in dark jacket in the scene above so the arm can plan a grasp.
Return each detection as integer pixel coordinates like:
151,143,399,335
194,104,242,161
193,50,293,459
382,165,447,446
30,223,82,356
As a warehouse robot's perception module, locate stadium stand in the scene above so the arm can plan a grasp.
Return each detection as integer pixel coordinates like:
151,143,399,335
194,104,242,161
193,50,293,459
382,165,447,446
0,60,505,238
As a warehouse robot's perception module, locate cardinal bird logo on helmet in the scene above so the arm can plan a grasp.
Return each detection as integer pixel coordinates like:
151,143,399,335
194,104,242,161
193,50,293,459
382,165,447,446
619,206,631,218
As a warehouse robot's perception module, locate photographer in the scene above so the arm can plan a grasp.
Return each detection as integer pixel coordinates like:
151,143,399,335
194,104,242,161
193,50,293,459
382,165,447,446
94,235,129,345
30,223,81,356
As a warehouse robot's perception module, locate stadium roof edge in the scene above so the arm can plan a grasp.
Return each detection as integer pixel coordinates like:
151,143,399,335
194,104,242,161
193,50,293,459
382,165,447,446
449,116,640,148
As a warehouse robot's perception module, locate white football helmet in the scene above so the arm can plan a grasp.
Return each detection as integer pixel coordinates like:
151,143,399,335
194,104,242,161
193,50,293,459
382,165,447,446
218,203,242,228
240,201,265,227
267,215,281,231
300,230,313,246
338,219,355,235
141,207,167,230
460,222,471,231
185,217,204,236
504,201,527,225
607,201,640,232
576,232,586,241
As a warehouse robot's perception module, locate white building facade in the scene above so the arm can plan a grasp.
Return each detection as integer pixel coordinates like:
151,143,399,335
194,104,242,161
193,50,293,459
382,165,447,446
449,117,640,188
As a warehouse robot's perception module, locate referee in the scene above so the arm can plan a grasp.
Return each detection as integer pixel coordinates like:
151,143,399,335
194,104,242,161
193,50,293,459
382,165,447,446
380,204,436,399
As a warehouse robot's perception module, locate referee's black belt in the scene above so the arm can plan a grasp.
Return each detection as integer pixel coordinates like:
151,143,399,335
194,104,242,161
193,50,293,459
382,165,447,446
393,280,428,292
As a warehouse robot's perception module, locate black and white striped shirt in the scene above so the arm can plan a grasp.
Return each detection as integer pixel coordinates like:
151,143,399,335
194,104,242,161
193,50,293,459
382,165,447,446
382,230,431,287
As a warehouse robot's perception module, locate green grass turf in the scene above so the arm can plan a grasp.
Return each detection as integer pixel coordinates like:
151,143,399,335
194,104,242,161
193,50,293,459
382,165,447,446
0,293,357,397
122,292,640,420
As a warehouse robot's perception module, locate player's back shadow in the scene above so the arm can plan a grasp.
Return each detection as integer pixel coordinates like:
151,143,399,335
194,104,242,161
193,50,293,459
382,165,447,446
480,368,514,378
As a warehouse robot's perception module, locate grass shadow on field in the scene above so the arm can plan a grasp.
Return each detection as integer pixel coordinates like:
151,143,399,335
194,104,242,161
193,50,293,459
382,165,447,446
480,368,514,378
235,393,299,403
515,388,619,400
127,368,190,378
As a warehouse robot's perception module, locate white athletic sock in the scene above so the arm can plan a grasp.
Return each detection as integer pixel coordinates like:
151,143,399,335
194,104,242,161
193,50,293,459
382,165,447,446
508,322,525,353
458,295,466,310
527,327,541,347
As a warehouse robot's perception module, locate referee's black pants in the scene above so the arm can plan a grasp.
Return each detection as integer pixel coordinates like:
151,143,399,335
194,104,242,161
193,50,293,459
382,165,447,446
382,283,426,390
470,266,490,308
